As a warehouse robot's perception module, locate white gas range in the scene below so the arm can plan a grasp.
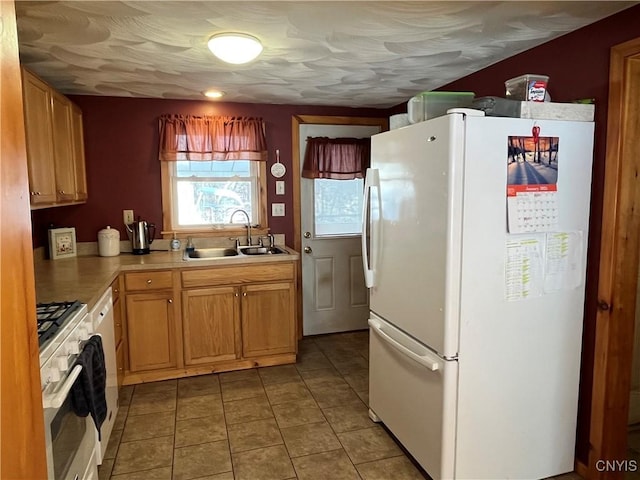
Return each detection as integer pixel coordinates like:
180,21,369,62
37,300,99,480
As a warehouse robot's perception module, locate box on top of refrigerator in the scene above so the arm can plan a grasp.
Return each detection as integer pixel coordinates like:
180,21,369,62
505,74,549,101
407,91,475,124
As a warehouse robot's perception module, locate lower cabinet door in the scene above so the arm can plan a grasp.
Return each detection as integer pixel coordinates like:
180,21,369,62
116,342,125,388
241,282,295,358
182,286,240,366
125,291,176,372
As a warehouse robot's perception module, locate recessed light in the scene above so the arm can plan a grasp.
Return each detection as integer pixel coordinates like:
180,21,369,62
204,90,225,99
207,33,263,65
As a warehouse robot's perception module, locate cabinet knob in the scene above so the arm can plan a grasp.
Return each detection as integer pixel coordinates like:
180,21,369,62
243,292,247,297
58,190,65,194
114,288,119,294
235,292,239,297
168,299,173,304
146,279,152,284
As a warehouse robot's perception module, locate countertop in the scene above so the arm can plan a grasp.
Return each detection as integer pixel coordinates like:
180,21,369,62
34,246,300,311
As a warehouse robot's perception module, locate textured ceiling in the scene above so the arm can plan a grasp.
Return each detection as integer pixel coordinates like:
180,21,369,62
15,1,636,108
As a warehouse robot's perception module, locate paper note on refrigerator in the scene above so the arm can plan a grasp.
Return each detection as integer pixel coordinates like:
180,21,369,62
543,231,584,292
505,235,545,301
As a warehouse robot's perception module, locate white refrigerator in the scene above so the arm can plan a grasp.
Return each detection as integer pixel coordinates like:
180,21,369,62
362,110,594,479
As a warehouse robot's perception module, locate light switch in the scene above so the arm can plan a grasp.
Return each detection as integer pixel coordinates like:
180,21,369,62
276,181,285,195
272,203,285,217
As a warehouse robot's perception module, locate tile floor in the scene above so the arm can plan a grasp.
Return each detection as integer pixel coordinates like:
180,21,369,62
98,331,430,480
97,330,603,480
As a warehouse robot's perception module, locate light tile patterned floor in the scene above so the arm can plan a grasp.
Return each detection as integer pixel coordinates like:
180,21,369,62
98,331,429,480
98,330,603,480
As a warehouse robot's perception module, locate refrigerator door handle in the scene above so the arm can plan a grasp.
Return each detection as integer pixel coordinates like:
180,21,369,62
368,318,442,371
362,168,380,288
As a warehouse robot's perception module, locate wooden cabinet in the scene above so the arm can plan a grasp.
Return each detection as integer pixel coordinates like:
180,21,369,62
21,70,56,205
21,68,88,208
181,262,297,364
111,278,124,389
241,282,296,358
50,90,76,202
182,286,240,366
121,261,297,385
125,291,177,372
123,270,178,374
70,103,88,202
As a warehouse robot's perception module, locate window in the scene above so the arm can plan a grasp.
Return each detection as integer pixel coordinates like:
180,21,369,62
314,178,364,236
158,115,268,236
161,160,267,235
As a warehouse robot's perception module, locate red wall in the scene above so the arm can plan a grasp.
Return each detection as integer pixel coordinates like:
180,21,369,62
31,98,386,248
438,4,640,464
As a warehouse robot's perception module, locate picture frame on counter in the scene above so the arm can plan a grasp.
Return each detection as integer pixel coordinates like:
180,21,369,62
48,227,77,260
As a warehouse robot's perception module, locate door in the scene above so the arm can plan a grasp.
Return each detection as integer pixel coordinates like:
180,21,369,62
368,313,457,480
299,123,382,336
182,286,240,365
1,3,48,476
126,291,176,372
588,37,640,478
241,282,296,357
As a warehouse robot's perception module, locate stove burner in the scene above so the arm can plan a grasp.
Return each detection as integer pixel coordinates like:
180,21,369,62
36,300,82,347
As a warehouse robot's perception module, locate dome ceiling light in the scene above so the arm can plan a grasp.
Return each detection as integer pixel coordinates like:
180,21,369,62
204,89,225,99
207,33,263,65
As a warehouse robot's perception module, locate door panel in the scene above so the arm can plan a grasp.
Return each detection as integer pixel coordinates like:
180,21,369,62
299,123,381,336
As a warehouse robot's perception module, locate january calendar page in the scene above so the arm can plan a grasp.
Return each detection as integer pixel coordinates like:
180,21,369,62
506,131,559,233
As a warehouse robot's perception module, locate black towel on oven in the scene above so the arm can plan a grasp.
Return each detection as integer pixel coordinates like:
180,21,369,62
70,334,107,440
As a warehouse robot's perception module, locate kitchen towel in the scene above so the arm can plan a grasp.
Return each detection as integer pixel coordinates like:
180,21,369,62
70,334,107,439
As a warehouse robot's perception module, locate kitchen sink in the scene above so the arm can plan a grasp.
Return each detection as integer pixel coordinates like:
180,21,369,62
183,245,288,261
239,246,288,256
183,247,239,260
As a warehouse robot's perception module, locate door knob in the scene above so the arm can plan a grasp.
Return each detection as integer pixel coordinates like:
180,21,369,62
304,246,312,254
304,232,311,239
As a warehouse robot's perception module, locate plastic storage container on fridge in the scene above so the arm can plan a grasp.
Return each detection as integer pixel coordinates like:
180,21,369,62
407,91,475,124
505,74,549,102
472,96,522,118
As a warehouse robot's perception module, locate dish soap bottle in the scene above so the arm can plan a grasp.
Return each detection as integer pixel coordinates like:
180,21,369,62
185,237,195,253
170,233,181,251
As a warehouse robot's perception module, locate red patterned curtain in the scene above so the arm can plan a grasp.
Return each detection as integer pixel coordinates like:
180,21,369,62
158,115,268,161
302,137,371,180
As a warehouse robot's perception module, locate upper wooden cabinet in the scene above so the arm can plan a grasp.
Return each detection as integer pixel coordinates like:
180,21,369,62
21,68,88,208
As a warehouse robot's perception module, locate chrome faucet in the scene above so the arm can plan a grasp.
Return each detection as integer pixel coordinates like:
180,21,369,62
229,209,252,246
259,234,275,248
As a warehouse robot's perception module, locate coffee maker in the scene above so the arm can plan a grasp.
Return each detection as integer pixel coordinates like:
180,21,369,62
125,218,155,255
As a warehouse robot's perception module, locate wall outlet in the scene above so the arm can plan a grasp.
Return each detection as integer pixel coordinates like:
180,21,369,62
272,203,285,217
276,181,285,195
123,209,134,225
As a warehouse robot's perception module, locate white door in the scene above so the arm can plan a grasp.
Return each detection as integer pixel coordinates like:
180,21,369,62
299,124,381,335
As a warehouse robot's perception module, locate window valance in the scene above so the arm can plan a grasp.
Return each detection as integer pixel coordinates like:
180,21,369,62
158,114,268,161
301,137,371,180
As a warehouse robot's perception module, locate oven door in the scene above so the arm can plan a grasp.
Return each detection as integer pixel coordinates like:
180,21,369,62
43,390,98,480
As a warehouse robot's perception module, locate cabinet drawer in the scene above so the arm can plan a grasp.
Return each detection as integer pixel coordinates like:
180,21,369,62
124,270,173,291
181,263,295,288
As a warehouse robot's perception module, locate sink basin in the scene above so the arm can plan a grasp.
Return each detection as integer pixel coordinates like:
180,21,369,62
239,246,288,256
183,247,239,260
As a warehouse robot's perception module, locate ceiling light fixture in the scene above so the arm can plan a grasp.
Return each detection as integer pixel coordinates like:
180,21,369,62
204,90,225,99
207,33,263,65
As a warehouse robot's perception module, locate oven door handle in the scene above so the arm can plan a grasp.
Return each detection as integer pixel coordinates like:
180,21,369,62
42,364,82,410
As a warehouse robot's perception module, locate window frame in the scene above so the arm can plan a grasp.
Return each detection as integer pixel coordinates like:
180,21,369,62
160,160,268,239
